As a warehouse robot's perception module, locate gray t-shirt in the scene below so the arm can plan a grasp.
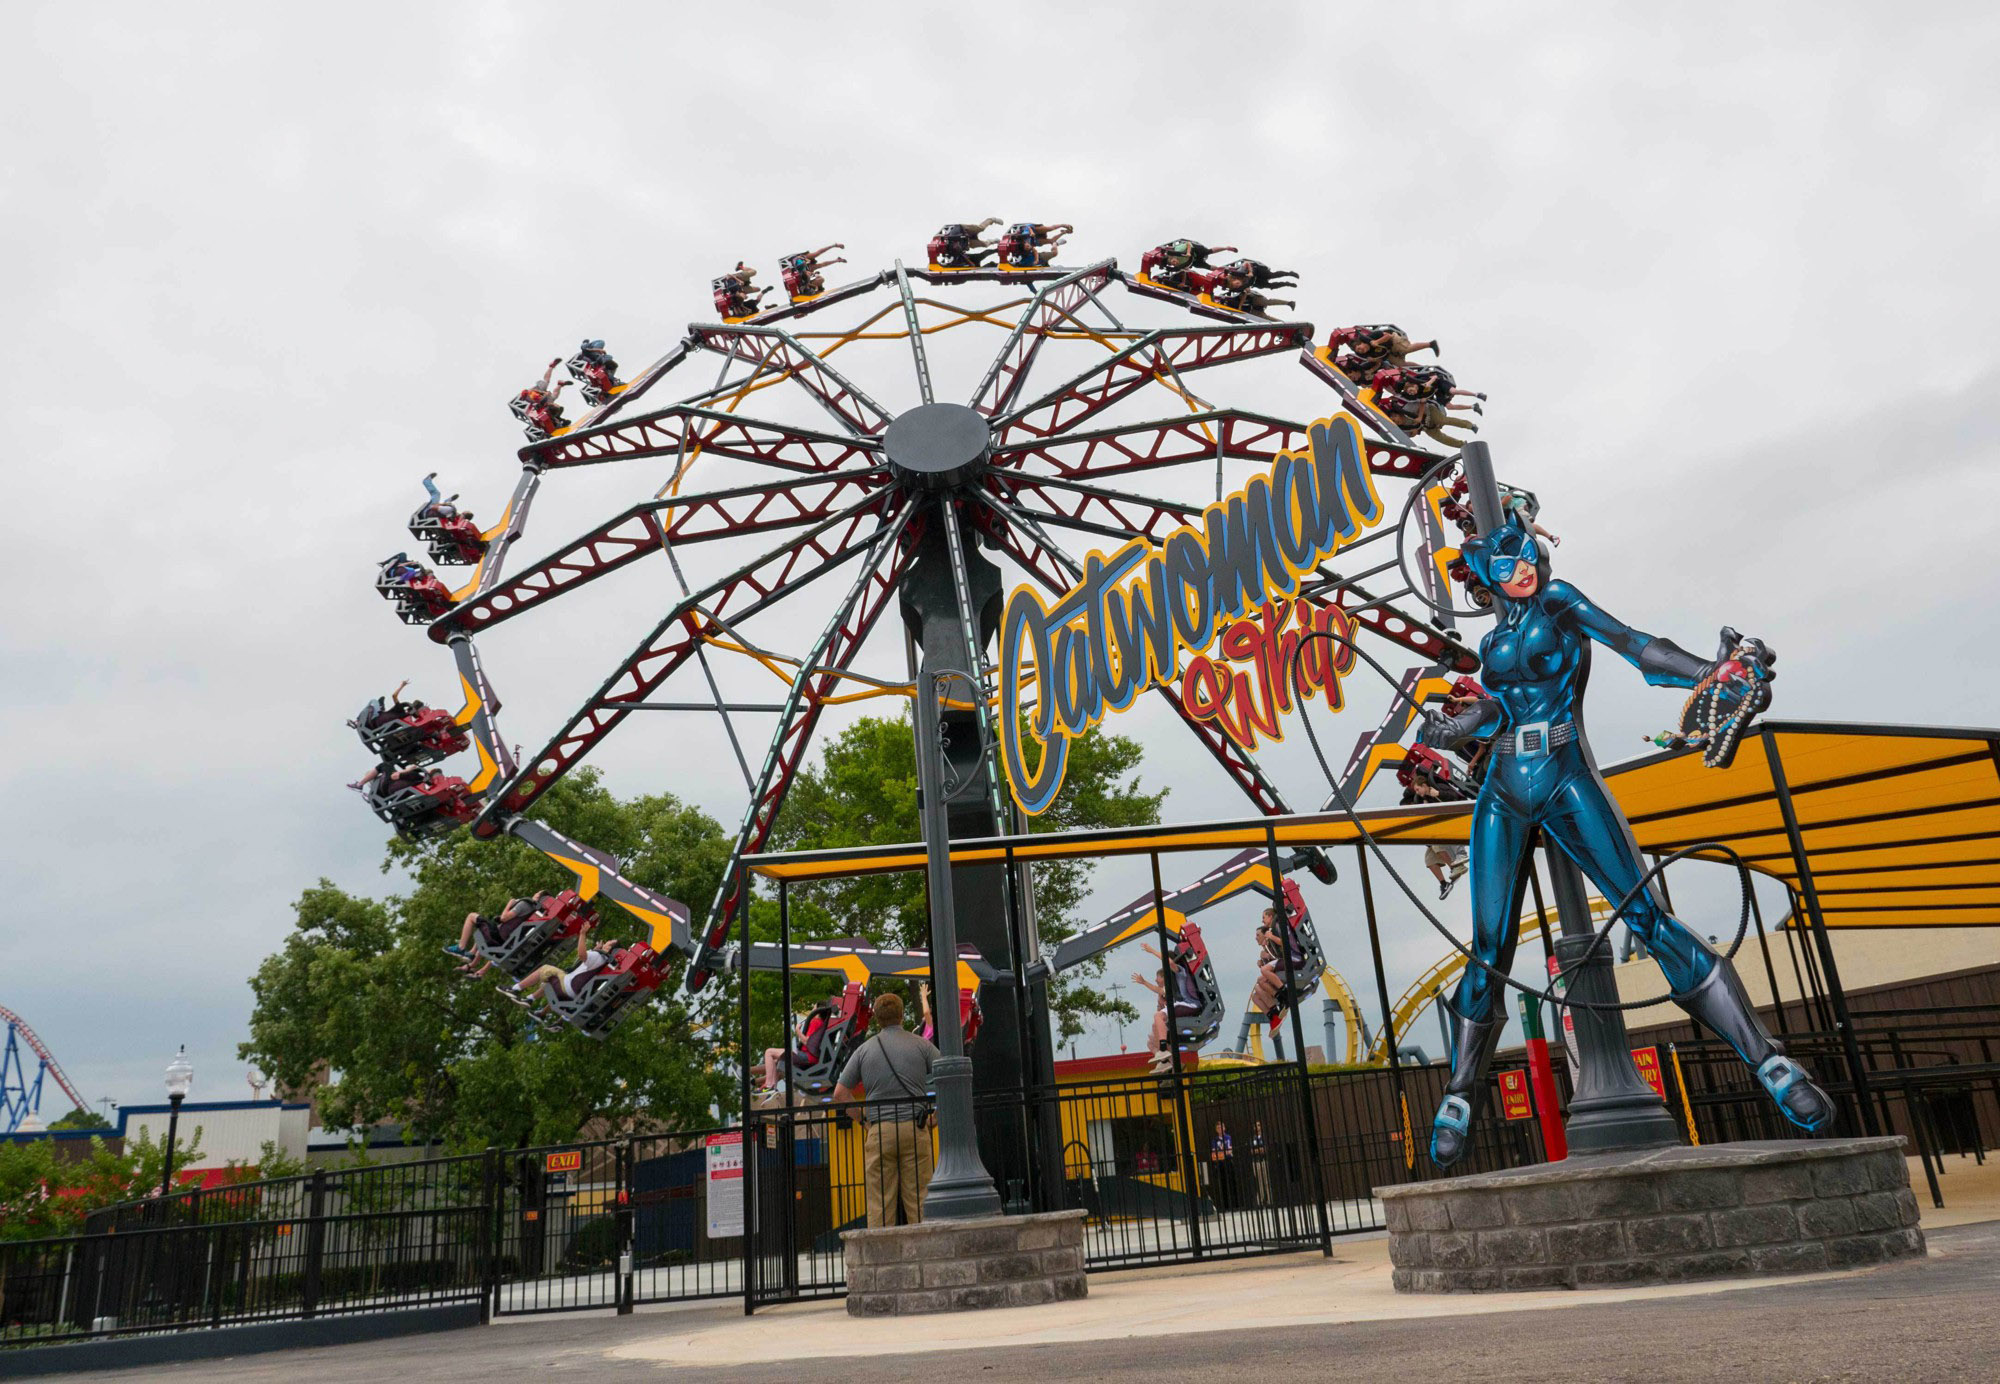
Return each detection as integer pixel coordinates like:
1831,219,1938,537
838,1026,939,1121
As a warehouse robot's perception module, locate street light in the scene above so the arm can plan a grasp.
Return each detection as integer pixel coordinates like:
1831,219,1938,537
160,1046,193,1197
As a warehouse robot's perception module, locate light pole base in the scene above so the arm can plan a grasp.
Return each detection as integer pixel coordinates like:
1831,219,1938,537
921,1056,1002,1220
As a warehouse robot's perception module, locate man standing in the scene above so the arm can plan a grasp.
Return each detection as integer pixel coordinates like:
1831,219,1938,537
1247,1120,1273,1208
832,992,939,1228
1209,1119,1235,1211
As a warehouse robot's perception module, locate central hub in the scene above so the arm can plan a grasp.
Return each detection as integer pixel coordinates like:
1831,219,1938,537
884,402,992,493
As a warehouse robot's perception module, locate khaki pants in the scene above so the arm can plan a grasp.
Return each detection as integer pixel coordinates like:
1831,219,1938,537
863,1119,934,1227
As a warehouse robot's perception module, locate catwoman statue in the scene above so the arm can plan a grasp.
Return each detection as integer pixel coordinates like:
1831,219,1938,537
1419,508,1835,1166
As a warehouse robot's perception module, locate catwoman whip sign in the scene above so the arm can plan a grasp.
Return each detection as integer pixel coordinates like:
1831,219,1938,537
1001,413,1386,814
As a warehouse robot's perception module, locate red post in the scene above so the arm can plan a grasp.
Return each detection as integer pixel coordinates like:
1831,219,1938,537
1517,990,1568,1161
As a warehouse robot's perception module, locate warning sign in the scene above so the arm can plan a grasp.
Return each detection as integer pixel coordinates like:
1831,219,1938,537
1631,1046,1667,1100
1496,1069,1533,1121
706,1131,744,1239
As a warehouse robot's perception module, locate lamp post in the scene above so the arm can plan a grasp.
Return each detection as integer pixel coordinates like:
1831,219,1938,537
913,667,1002,1220
160,1046,193,1197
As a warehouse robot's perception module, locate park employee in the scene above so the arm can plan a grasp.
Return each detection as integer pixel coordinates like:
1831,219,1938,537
832,992,939,1228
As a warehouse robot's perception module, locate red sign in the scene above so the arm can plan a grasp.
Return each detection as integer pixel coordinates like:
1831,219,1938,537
1496,1069,1533,1121
545,1150,582,1174
1631,1046,1667,1100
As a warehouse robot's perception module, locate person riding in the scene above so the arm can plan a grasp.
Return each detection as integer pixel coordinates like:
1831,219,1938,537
1370,386,1479,448
998,222,1073,267
1328,324,1438,380
1212,264,1295,315
513,359,571,437
511,918,612,1015
1371,363,1485,416
1416,507,1830,1164
360,679,416,727
781,243,846,297
1401,764,1472,899
1225,258,1299,290
446,895,543,971
713,262,772,317
1143,238,1236,288
928,218,1002,268
564,338,623,405
758,990,848,1094
574,338,618,377
1246,905,1308,1024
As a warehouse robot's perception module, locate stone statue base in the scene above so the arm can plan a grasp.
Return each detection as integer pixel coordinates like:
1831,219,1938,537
1379,1137,1924,1292
842,1210,1088,1316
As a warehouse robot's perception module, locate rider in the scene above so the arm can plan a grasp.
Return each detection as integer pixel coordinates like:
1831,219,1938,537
512,919,611,1015
574,338,618,378
447,896,543,970
713,262,771,317
1328,324,1438,379
1211,263,1295,315
564,338,624,407
1370,387,1479,448
929,218,1003,268
1143,238,1236,287
1246,905,1306,1026
360,679,416,726
1417,509,1832,1164
513,360,571,435
999,222,1073,267
781,243,846,297
1371,364,1485,415
418,474,463,522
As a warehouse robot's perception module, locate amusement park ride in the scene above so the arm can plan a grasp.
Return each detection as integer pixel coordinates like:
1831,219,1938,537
354,220,1821,1192
1,1005,87,1135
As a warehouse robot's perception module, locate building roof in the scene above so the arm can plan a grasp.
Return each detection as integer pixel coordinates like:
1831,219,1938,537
745,721,2000,929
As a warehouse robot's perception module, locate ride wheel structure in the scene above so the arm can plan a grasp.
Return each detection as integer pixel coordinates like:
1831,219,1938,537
367,245,1483,1039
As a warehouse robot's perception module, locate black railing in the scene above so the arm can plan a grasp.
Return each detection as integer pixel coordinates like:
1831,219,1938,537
7,1005,1994,1341
3,1155,491,1347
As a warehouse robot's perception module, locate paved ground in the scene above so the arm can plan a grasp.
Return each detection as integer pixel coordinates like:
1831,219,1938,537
61,1218,2000,1383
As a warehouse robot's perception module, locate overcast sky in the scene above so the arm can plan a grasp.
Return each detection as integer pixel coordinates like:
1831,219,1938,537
4,3,1996,1115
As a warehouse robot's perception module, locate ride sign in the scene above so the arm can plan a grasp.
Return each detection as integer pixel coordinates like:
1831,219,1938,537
705,1131,744,1239
999,412,1386,813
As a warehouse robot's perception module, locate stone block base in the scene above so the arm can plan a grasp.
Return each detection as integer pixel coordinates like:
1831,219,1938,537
842,1210,1088,1316
1379,1137,1924,1293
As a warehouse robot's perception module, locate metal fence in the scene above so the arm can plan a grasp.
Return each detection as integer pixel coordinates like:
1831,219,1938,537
4,1154,491,1347
8,1005,1996,1342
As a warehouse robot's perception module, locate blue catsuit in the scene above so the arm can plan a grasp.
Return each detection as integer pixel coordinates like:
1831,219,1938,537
1437,577,1716,1025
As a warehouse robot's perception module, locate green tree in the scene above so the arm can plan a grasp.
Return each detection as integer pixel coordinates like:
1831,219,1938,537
239,770,735,1151
769,713,1165,1045
0,1127,209,1241
47,1107,111,1131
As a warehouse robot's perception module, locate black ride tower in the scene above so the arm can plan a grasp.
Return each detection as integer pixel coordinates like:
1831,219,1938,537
888,402,1061,1208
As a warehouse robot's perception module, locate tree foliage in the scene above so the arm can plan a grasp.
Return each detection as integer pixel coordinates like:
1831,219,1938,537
0,1127,207,1241
239,770,735,1151
47,1107,111,1131
769,713,1166,1044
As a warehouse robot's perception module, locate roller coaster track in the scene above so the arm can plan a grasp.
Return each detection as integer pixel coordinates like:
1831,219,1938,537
1,1005,86,1132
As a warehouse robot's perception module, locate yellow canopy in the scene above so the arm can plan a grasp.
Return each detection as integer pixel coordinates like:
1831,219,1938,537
745,721,2000,928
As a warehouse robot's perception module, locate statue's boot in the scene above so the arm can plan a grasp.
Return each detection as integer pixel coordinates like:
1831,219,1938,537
1430,1002,1507,1167
1680,962,1835,1133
